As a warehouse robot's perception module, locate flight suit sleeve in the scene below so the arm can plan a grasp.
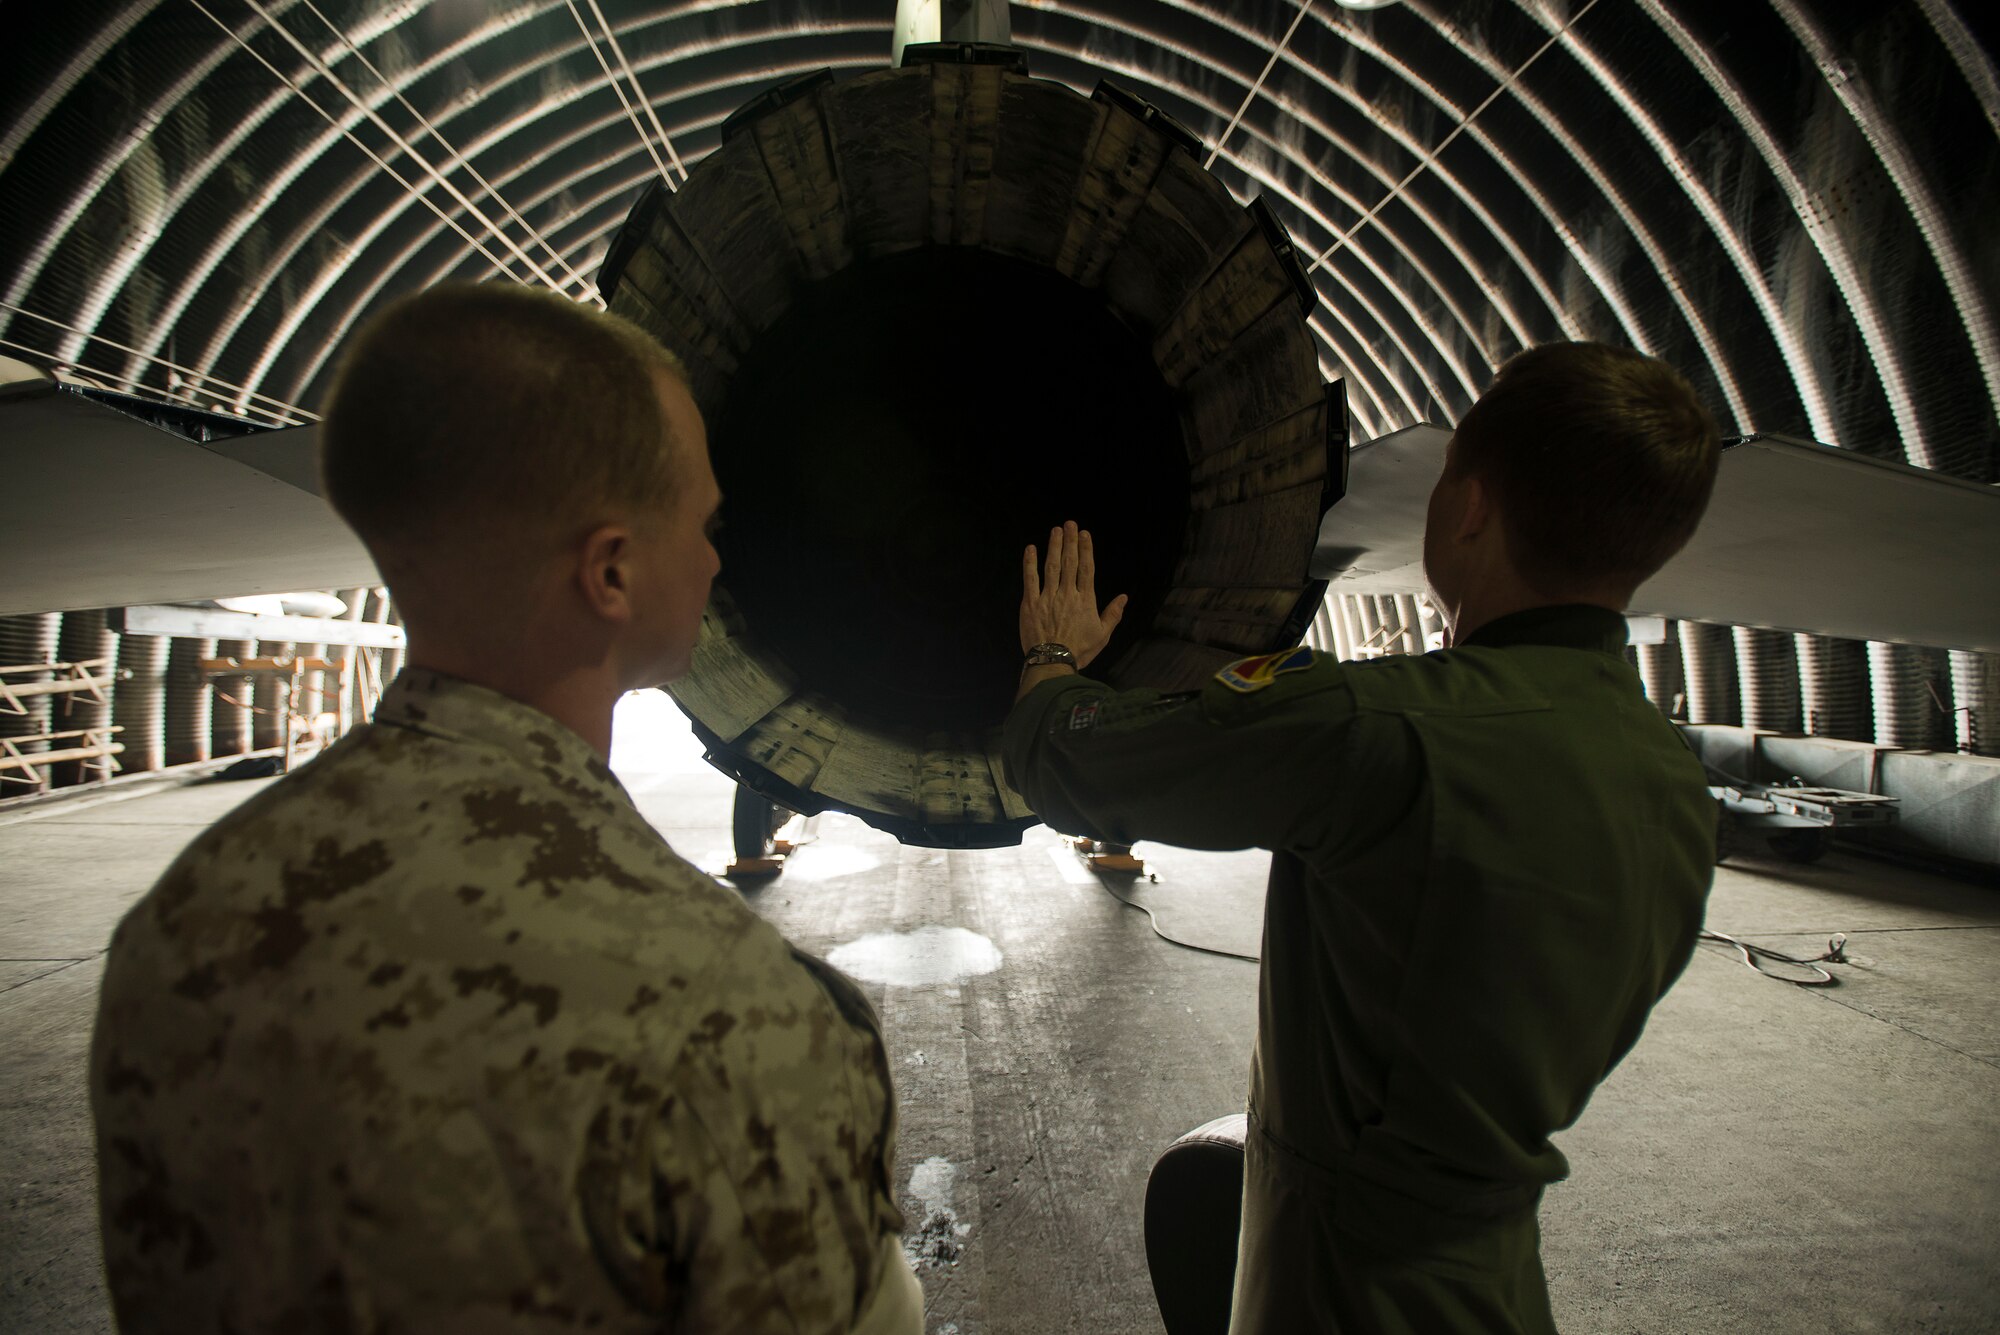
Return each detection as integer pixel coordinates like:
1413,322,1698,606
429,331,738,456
1001,653,1369,857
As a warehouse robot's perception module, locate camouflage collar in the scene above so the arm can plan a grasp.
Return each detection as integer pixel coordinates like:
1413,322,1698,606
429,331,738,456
374,667,629,799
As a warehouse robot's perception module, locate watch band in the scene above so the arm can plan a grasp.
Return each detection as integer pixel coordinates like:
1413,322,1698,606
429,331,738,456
1023,642,1078,669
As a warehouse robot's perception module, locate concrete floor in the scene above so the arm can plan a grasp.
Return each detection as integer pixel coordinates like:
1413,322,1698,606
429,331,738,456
3,692,1997,1333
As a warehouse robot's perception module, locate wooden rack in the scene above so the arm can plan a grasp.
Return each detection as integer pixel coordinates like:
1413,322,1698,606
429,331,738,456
0,657,118,714
0,725,125,791
0,658,126,792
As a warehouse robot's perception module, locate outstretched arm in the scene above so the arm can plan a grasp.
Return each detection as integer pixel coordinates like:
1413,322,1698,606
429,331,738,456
1003,524,1386,858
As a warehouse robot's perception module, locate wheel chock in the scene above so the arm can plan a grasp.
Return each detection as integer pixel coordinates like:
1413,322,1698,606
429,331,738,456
1071,836,1146,876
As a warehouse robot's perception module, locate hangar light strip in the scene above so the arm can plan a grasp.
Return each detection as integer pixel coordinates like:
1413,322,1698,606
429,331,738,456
1391,0,1754,430
233,0,579,294
236,65,844,409
173,0,565,346
0,302,316,422
581,0,690,184
195,15,1456,417
278,63,874,401
1028,37,1525,383
74,3,579,382
1021,42,1485,407
86,0,600,379
1915,0,2000,138
1049,0,1749,427
292,170,671,398
1306,0,1599,273
1,1,279,315
156,28,886,398
1303,5,1683,374
0,334,296,430
192,38,887,409
1773,0,2000,431
565,0,682,190
296,0,600,302
1528,2,1838,444
1247,152,1483,412
26,0,682,365
0,0,152,170
264,34,1430,433
1213,0,1773,427
272,32,1451,426
74,5,1512,437
111,11,811,385
1636,0,1930,468
1032,0,1605,394
1205,0,1315,171
1053,0,1594,341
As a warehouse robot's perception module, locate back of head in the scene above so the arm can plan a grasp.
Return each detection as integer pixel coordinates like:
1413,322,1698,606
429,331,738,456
319,282,683,586
1451,341,1721,598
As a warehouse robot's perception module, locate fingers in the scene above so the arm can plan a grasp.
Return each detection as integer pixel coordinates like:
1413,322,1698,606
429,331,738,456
1103,592,1128,630
1022,543,1040,602
1038,521,1103,596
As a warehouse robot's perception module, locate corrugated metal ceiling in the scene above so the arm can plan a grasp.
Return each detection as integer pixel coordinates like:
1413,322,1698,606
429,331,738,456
3,0,1995,475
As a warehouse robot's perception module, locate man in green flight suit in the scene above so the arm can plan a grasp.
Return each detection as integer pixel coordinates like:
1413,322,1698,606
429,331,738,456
1003,341,1723,1333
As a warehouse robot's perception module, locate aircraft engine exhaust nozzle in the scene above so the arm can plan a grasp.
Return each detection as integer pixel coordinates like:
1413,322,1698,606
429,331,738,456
599,47,1346,847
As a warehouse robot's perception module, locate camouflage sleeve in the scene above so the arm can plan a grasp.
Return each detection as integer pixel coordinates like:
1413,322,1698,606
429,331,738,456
1001,653,1385,858
652,938,913,1334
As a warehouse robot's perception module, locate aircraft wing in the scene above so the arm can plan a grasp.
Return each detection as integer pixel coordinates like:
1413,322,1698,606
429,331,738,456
0,377,374,617
7,373,1998,658
1311,426,2000,655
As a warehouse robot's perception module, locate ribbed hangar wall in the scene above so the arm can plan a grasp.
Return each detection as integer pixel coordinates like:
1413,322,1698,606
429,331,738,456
2,2,1998,789
3,0,1996,476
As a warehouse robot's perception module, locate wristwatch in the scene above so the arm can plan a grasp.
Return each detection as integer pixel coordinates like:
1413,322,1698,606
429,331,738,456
1023,642,1078,669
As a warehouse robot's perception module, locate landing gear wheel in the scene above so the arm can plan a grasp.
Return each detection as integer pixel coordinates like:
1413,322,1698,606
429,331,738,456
732,788,790,861
1766,829,1832,863
1715,803,1740,865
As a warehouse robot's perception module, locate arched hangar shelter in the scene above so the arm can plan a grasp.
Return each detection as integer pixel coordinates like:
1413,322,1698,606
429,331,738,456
2,0,1997,843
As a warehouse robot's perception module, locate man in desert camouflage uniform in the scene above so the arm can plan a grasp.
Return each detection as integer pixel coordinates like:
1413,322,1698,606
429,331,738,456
91,284,923,1333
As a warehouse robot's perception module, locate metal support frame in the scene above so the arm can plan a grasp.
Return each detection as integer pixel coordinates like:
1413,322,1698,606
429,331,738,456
198,653,349,772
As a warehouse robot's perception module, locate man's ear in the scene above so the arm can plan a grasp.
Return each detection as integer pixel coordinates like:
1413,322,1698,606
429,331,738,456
576,523,636,623
1454,472,1492,545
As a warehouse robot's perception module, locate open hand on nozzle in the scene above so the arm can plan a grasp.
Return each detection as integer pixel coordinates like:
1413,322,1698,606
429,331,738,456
1019,520,1129,670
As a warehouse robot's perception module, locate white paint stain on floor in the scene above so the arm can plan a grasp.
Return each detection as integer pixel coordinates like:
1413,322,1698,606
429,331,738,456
826,925,1003,987
904,1155,972,1271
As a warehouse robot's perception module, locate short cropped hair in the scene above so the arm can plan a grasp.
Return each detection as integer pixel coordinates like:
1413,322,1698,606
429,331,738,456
1450,342,1721,594
319,283,686,563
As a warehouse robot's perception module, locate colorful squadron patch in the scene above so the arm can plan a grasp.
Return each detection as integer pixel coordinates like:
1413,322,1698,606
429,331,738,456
1214,645,1316,694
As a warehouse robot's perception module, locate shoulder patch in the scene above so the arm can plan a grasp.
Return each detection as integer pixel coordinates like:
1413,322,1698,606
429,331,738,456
1214,645,1316,694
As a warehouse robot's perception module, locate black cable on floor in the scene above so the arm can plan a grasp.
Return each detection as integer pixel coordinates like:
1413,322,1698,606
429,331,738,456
1096,878,1261,964
1698,929,1850,986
